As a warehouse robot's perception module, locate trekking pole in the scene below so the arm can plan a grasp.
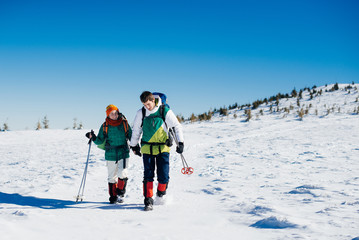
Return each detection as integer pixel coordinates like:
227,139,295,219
75,135,93,202
169,128,193,175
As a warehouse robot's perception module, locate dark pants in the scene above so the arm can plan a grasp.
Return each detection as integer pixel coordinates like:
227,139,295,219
143,152,170,184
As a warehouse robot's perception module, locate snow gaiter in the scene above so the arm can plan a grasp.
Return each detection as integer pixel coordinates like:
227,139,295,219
157,182,168,197
143,181,153,198
108,183,118,204
117,177,128,197
143,180,154,207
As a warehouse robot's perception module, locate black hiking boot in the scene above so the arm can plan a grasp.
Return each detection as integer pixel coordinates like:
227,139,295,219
109,196,118,204
144,197,154,211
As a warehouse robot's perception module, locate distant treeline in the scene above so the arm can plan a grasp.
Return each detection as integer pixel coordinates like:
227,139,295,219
178,82,357,123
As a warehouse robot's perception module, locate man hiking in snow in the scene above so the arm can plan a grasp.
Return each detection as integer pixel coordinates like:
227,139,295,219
86,104,132,204
130,91,184,211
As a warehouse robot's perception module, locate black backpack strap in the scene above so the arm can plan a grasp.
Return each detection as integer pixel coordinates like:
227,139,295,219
140,107,146,127
141,105,167,128
159,105,168,128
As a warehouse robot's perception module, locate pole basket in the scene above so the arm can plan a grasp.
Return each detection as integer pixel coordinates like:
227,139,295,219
180,153,194,175
181,167,194,175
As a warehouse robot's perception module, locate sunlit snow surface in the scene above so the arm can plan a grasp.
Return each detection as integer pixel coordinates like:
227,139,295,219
1,84,358,240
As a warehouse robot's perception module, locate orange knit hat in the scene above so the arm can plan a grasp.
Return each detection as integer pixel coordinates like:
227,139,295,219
106,104,119,116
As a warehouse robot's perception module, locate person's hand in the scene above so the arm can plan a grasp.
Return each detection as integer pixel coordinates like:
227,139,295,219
131,144,142,157
85,130,96,141
176,142,184,154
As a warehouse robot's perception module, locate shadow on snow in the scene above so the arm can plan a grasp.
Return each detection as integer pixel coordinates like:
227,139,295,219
0,192,143,210
0,192,77,209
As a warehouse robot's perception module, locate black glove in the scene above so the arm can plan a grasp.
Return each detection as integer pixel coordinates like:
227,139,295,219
131,144,142,157
85,130,97,141
176,142,184,154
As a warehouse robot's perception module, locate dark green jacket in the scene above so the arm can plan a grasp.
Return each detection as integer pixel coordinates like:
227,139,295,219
94,123,132,161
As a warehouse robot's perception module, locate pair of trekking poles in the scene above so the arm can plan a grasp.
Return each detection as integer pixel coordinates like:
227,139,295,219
75,128,193,202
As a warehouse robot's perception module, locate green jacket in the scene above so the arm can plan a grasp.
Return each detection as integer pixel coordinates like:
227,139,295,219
141,106,170,155
94,123,132,161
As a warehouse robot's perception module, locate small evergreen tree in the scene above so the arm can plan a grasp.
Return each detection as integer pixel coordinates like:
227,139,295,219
219,107,228,116
275,94,280,106
252,100,262,109
330,83,339,92
291,88,297,98
189,113,197,123
207,111,213,120
42,116,49,129
73,118,77,130
298,90,303,99
177,115,184,123
334,83,339,90
244,109,252,122
298,108,305,120
36,120,42,130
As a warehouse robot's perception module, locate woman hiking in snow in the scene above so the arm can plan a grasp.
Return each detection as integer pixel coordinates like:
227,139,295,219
86,104,132,204
130,91,184,211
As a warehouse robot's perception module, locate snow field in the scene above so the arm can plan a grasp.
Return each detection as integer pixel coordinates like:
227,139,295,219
1,84,359,240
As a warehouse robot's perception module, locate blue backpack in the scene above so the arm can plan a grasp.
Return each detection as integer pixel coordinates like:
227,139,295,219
152,92,170,108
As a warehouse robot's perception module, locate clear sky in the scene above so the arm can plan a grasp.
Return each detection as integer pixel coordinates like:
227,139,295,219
1,0,358,130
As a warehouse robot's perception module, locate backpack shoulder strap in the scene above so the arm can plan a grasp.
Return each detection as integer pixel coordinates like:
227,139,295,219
160,105,170,128
120,114,130,139
159,105,165,122
140,105,168,128
140,107,146,127
103,122,108,139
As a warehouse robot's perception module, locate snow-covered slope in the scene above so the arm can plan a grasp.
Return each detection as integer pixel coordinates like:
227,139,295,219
0,84,358,240
222,83,359,121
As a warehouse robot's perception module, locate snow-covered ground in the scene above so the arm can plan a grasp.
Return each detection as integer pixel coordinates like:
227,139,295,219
1,84,359,240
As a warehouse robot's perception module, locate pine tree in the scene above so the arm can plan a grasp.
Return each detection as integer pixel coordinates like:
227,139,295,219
245,109,252,122
298,108,305,120
189,113,197,123
42,116,49,129
298,90,303,99
207,111,213,120
73,118,77,129
334,83,339,91
177,115,185,123
219,107,228,116
36,120,42,130
291,88,297,98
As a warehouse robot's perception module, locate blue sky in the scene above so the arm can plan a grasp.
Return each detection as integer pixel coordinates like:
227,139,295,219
0,0,358,130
